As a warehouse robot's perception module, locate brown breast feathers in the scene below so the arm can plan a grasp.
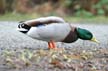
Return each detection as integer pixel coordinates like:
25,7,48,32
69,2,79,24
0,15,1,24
62,26,78,43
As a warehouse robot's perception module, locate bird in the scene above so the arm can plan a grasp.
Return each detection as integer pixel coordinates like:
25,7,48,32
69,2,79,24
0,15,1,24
17,16,99,49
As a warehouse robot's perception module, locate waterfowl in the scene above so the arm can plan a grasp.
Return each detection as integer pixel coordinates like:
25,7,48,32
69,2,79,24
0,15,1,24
17,16,99,49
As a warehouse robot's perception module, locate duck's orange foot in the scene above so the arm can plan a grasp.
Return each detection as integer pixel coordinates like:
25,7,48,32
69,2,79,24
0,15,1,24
48,40,57,49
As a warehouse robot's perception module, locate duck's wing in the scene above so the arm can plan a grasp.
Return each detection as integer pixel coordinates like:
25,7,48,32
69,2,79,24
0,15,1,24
27,23,71,42
24,16,66,26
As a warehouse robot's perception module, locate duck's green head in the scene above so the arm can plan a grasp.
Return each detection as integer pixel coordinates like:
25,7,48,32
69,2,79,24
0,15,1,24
76,28,99,43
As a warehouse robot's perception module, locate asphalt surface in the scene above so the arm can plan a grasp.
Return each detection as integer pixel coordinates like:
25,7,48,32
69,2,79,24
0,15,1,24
0,21,108,51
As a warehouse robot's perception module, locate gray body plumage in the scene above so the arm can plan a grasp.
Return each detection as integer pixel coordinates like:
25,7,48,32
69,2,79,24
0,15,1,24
27,23,71,42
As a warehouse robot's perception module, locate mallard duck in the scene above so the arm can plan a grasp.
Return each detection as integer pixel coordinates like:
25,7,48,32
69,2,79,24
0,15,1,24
17,16,99,49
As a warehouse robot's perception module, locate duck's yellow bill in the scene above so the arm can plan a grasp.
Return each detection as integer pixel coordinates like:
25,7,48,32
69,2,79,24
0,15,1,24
91,37,99,43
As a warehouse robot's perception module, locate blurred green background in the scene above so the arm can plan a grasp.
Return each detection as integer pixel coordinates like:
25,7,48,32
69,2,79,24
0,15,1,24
0,0,108,23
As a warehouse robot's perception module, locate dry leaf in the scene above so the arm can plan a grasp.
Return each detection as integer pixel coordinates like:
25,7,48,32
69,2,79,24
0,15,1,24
63,54,72,62
91,65,97,71
81,50,93,60
3,50,15,57
37,49,47,56
25,49,33,59
50,59,64,69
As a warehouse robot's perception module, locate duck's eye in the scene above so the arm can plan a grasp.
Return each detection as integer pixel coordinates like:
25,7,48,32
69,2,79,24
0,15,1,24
21,24,25,27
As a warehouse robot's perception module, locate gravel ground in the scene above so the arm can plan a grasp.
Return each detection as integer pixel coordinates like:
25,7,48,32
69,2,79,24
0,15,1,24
0,21,108,71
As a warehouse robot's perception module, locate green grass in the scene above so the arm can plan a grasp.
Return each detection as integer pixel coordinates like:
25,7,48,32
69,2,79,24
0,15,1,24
0,13,108,24
65,16,108,24
0,13,41,21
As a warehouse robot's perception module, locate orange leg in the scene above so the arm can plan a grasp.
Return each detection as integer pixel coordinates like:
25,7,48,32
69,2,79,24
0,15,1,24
48,40,56,49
